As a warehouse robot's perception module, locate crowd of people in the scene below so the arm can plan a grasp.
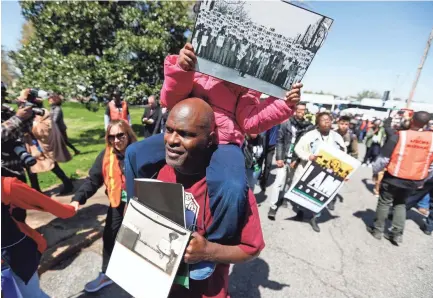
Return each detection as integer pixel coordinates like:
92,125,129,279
1,41,432,298
250,105,433,239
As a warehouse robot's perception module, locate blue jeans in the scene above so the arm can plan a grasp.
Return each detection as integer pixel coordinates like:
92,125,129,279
10,270,49,298
406,190,431,211
125,133,248,244
246,168,261,191
405,183,433,233
417,193,430,209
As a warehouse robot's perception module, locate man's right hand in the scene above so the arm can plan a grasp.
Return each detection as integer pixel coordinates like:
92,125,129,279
178,43,197,71
69,201,80,212
309,155,319,161
15,106,33,121
276,160,285,168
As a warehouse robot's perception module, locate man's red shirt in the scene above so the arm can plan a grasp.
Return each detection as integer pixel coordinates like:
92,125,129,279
156,165,265,298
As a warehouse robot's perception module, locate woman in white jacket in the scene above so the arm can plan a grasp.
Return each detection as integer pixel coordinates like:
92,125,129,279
289,112,346,233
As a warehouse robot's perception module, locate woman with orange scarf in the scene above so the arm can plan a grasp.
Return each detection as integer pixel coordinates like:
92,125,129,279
69,120,137,293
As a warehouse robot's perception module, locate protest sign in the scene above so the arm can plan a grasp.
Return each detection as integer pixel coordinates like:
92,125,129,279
191,0,333,98
285,144,361,213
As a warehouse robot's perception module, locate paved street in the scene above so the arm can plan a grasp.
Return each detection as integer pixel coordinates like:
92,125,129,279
40,145,433,298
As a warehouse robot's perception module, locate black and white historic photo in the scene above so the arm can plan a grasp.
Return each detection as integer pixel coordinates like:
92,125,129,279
116,200,189,276
191,0,333,98
106,199,191,298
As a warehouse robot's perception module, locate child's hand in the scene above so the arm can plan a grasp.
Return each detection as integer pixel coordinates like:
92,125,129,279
285,83,303,107
178,43,197,71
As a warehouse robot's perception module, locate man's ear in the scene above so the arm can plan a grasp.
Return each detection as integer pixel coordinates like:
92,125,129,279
207,131,216,148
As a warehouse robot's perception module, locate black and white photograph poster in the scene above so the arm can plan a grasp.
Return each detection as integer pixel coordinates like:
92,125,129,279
191,0,333,98
285,144,361,213
106,199,191,298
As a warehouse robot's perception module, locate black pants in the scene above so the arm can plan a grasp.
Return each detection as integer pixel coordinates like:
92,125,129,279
61,130,79,153
260,145,276,187
102,201,126,273
363,143,380,164
28,162,71,192
374,181,412,235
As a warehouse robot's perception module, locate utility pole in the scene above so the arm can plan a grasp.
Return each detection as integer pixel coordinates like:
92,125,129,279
407,27,433,108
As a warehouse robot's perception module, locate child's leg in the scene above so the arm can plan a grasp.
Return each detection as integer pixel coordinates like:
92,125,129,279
417,193,430,210
205,144,248,244
125,133,166,200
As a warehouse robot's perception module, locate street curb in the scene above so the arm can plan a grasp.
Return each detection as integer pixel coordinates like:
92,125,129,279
38,225,104,275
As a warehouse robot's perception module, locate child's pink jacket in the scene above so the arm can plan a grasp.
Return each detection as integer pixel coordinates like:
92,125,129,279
160,55,294,145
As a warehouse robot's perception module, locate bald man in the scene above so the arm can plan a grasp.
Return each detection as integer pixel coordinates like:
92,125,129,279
136,98,265,297
142,95,162,138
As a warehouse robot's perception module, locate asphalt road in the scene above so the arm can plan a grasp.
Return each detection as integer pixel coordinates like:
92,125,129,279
40,145,433,298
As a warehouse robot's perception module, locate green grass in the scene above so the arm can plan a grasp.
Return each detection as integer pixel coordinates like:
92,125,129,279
36,102,144,190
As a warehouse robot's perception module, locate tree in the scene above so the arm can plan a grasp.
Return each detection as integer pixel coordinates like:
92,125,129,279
20,21,35,46
10,1,193,103
356,90,381,99
1,47,18,87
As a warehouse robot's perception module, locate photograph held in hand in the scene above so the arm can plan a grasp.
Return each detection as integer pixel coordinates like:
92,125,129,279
190,0,333,98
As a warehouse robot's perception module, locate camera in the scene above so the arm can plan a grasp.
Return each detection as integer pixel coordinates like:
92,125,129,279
26,88,49,102
18,88,49,117
1,106,37,168
12,142,37,167
23,101,45,117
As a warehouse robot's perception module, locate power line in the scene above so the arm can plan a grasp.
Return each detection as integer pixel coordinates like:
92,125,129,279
407,27,433,108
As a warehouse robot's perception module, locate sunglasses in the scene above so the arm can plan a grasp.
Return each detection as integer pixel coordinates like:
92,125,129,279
108,132,126,143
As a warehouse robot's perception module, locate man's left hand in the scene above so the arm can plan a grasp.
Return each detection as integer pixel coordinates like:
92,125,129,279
285,83,303,107
184,232,210,264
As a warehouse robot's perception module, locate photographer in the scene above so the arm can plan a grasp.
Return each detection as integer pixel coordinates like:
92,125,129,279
16,89,74,195
1,82,34,182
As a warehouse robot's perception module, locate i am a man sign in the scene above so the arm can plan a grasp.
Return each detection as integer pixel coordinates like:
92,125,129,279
285,144,361,213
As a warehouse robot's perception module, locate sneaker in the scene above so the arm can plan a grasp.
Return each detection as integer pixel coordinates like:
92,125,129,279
417,208,429,216
384,233,403,245
367,226,382,240
84,272,113,293
309,217,320,233
422,227,432,236
268,208,277,220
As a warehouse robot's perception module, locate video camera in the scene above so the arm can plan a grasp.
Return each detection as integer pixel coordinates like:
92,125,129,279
1,104,37,168
1,84,41,170
19,88,49,117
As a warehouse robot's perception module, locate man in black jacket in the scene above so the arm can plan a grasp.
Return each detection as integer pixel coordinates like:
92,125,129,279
142,95,162,138
268,102,313,220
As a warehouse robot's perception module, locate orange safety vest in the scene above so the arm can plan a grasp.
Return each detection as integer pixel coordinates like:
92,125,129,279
109,100,129,123
102,147,124,208
387,130,433,180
